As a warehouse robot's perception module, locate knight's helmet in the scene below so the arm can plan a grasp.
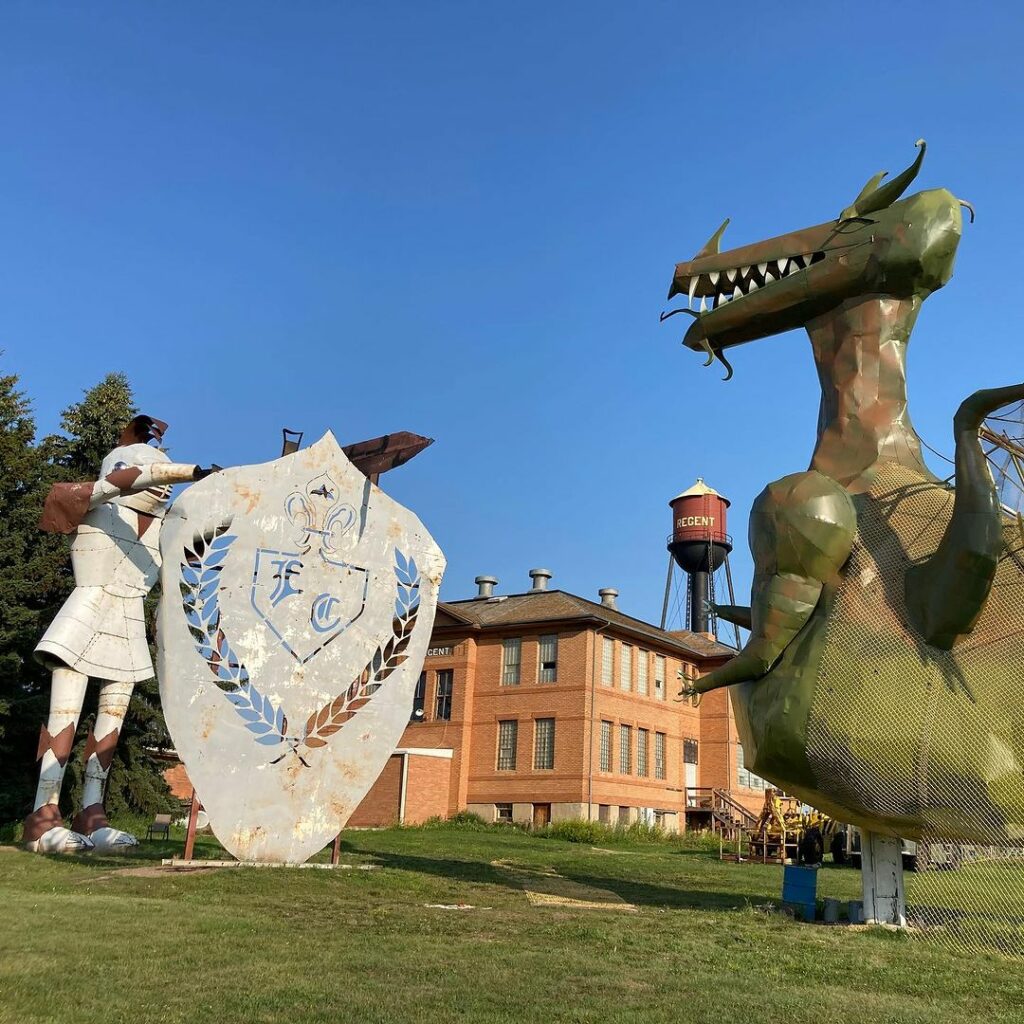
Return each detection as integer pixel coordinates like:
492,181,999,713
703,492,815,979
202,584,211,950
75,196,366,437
101,415,174,517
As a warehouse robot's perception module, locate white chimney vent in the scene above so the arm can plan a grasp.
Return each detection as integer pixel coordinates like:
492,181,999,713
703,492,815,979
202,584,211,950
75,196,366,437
474,575,497,600
598,588,619,609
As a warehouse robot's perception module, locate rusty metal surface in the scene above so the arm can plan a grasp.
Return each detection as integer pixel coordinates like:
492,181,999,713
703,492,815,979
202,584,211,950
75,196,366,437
342,431,433,479
156,431,445,864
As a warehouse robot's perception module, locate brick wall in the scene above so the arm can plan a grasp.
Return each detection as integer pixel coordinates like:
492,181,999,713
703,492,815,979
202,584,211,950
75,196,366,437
402,754,452,824
348,754,403,827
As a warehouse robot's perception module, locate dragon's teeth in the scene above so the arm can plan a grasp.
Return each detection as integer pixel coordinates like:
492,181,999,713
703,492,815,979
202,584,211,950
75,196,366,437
739,265,751,279
709,271,719,286
765,266,776,283
777,258,789,275
726,268,737,283
719,291,731,304
747,278,759,292
688,276,698,305
757,262,767,277
699,295,707,312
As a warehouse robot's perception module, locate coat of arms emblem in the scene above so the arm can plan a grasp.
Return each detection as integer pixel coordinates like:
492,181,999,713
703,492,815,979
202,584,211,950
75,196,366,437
156,432,445,864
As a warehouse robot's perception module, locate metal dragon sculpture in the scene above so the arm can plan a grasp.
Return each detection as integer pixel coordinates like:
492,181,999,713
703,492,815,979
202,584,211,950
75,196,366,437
666,141,1024,846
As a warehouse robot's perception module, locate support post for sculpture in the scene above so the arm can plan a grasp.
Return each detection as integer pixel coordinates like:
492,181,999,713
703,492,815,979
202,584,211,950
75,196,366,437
861,831,907,927
183,789,201,861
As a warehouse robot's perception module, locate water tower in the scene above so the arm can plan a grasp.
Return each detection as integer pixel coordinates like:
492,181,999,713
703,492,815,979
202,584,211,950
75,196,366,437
661,478,737,640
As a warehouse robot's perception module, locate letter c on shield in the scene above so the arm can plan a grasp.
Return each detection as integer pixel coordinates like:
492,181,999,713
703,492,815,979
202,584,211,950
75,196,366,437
311,593,342,634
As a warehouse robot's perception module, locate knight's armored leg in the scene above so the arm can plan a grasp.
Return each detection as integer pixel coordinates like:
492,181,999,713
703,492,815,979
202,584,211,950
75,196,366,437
73,679,139,853
23,666,93,853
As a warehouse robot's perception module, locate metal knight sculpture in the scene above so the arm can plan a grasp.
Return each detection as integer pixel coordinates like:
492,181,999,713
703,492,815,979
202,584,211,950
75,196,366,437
25,415,216,854
156,431,444,864
665,142,1024,931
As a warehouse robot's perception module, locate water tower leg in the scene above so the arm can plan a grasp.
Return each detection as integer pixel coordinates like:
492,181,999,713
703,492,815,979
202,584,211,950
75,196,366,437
860,830,907,927
660,555,674,630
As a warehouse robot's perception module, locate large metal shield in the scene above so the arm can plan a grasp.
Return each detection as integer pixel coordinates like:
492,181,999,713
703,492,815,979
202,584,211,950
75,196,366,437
156,432,445,863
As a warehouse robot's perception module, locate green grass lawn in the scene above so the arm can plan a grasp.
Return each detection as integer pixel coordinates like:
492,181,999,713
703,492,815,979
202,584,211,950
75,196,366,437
1,824,1022,1024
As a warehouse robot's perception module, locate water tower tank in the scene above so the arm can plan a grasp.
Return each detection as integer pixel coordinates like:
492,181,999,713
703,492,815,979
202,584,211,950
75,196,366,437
667,478,732,634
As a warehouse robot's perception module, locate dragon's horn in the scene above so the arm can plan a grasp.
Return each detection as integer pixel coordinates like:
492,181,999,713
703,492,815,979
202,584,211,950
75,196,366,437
694,218,730,258
841,140,926,219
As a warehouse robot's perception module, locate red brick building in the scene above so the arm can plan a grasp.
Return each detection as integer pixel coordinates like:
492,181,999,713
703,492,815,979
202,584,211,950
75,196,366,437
349,570,768,829
165,571,769,830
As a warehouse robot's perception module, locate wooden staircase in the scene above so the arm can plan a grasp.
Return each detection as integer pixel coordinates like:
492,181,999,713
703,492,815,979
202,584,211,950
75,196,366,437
686,787,758,840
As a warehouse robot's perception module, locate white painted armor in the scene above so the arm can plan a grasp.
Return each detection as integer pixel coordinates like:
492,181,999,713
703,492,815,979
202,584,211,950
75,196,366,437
35,444,198,683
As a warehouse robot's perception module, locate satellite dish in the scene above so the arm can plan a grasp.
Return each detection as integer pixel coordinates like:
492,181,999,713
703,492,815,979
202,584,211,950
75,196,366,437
195,810,210,830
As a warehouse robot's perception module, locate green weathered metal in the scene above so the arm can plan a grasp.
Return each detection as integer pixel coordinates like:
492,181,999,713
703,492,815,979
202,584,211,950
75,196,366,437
666,142,1024,842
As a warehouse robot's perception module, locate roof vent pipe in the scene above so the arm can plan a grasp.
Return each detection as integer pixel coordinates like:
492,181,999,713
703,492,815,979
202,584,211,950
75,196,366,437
474,575,498,600
528,568,552,593
598,588,619,609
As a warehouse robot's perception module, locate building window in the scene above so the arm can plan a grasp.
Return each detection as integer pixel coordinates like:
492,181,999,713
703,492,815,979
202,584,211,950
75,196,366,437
434,669,453,721
495,802,513,823
620,644,633,691
502,638,521,685
497,720,518,771
599,721,612,772
601,637,614,686
654,655,666,700
619,724,632,774
655,732,666,780
637,651,649,696
737,743,768,790
411,672,426,722
684,738,699,765
534,717,555,769
637,728,649,777
538,634,558,683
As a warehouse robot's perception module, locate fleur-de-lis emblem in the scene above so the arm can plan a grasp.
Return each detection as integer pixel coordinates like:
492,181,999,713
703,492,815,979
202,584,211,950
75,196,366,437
284,472,355,554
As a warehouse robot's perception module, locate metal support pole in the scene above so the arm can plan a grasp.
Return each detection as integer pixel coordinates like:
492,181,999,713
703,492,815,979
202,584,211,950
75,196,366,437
861,830,907,927
690,570,709,634
331,832,341,865
183,789,201,861
660,555,674,630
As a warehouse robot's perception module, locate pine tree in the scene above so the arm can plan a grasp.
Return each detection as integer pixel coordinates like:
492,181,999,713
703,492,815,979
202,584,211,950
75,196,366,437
0,364,66,825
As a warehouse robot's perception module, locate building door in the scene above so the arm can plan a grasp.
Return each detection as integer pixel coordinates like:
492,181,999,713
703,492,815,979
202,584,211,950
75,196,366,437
533,803,551,828
685,762,698,805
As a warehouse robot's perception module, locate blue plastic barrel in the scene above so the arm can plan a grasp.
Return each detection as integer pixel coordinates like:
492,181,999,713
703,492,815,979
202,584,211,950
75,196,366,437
782,864,818,921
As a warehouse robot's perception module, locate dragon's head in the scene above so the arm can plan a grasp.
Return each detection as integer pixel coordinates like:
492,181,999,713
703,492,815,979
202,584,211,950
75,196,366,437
666,141,973,377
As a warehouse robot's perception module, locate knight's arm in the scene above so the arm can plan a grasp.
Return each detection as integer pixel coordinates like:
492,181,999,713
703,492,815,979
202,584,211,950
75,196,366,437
39,463,212,534
88,463,202,509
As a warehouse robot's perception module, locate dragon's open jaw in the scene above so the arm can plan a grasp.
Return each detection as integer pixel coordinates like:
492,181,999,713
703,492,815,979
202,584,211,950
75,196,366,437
666,216,881,355
665,142,965,362
672,252,828,312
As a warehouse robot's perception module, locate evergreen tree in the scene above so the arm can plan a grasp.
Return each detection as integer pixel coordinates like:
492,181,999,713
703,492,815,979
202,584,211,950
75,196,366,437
0,364,66,825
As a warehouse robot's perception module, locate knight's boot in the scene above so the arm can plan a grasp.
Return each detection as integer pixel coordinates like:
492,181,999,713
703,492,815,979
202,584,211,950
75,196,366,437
24,666,93,854
75,679,138,853
23,804,94,854
72,803,137,854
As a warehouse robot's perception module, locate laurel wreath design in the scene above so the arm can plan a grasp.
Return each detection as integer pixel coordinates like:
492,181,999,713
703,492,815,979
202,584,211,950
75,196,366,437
301,549,420,748
180,520,420,763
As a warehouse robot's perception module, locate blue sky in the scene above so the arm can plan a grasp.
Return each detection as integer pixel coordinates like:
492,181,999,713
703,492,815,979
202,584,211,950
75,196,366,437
2,3,1022,626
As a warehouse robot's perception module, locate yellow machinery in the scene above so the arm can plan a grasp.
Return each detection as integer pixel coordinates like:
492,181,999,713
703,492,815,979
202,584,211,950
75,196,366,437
747,789,837,864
